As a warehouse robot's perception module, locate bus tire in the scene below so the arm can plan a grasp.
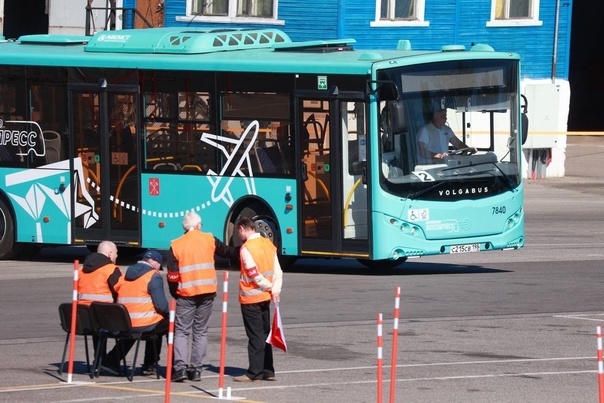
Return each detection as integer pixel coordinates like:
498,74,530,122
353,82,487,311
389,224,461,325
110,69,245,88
0,198,19,260
357,257,407,270
232,205,294,268
234,206,281,246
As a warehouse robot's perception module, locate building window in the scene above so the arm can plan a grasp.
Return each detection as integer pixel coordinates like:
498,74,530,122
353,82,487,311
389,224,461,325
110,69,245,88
371,0,428,27
381,0,415,20
495,0,531,19
191,0,274,18
487,0,542,27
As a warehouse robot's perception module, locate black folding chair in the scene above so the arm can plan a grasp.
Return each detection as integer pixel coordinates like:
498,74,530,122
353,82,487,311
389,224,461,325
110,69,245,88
58,303,96,375
90,302,159,381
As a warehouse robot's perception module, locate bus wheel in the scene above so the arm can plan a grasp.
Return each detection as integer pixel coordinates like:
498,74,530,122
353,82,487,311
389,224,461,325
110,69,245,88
0,198,19,259
357,257,407,270
234,207,294,268
254,215,280,246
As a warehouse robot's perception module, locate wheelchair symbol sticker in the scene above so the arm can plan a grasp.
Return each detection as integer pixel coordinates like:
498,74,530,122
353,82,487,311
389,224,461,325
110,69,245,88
408,208,429,222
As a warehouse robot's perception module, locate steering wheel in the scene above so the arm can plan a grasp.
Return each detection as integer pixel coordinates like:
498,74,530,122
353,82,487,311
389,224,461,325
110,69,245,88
448,147,475,156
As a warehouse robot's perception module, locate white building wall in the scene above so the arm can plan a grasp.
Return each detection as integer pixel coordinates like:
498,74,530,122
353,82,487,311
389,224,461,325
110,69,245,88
521,79,570,179
48,0,123,35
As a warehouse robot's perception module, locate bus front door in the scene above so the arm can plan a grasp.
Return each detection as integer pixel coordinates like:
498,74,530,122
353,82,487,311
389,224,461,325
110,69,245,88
297,95,370,260
68,84,141,247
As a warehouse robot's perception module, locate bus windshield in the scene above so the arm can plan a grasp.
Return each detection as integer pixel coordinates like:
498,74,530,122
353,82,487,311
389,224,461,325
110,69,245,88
377,59,521,201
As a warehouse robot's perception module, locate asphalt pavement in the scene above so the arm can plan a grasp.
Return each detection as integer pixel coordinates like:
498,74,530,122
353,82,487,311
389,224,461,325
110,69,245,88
0,135,603,402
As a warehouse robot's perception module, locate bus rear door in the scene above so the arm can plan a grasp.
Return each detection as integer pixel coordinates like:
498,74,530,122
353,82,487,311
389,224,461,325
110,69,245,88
68,83,141,247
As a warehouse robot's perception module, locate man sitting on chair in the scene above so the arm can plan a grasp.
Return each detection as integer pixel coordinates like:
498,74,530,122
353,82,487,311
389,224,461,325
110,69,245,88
101,250,169,376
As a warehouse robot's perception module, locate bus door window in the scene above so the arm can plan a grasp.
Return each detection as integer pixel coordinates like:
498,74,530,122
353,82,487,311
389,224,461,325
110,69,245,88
71,91,102,228
109,93,138,228
342,101,368,240
300,99,332,239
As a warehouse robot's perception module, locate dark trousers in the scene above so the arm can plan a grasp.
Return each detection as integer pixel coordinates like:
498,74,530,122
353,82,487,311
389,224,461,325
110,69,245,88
104,317,169,367
241,301,274,379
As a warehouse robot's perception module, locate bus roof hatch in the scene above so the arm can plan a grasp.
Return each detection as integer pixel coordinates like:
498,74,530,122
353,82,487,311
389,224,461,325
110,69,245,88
84,28,291,54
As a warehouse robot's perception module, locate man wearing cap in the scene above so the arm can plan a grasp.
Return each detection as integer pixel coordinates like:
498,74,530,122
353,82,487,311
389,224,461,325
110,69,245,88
101,250,169,376
417,108,476,164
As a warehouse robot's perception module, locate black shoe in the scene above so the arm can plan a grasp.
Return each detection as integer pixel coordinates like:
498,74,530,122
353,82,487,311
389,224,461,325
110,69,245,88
187,368,201,381
100,363,121,376
141,365,157,376
172,368,187,382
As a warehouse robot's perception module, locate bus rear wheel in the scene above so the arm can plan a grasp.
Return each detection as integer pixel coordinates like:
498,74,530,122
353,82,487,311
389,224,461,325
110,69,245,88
357,257,407,270
0,198,19,260
231,206,296,269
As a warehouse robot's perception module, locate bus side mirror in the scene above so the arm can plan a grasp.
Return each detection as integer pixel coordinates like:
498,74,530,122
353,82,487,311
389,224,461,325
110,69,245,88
522,113,529,145
521,94,529,145
387,100,407,134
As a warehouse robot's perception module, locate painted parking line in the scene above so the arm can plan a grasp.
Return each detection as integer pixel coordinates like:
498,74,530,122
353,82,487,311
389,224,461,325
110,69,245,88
0,356,594,400
554,313,604,322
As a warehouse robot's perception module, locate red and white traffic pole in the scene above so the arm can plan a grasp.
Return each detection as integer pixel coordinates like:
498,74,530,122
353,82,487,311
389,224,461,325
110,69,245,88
66,260,79,384
597,326,604,403
389,287,401,403
377,313,383,403
218,271,230,399
164,299,176,403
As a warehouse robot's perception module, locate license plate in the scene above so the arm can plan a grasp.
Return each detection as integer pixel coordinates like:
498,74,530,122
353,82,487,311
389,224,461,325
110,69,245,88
450,243,480,254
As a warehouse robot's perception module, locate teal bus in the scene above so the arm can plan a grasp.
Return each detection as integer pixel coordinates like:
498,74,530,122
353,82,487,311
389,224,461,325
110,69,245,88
0,28,525,268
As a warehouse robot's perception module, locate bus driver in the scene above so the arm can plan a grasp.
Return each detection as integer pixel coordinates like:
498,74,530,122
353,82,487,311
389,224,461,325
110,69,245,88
417,107,476,164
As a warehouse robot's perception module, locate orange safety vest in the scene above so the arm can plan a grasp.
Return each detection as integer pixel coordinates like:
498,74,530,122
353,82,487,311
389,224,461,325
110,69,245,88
171,230,217,297
239,236,276,304
78,263,117,305
116,269,162,328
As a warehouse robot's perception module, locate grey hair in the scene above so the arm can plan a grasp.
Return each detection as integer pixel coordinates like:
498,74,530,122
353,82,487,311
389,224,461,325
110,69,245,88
182,211,202,231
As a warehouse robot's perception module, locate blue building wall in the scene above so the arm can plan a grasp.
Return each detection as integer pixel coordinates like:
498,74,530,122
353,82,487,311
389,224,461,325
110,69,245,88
157,0,572,81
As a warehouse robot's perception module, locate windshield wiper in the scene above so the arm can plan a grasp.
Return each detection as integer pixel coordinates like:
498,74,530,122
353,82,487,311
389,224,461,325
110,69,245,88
440,161,516,192
407,180,446,200
488,162,516,192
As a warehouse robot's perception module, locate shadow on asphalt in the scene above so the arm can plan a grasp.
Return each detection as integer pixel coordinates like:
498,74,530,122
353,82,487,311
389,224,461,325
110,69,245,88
27,246,510,276
28,246,236,269
286,258,511,276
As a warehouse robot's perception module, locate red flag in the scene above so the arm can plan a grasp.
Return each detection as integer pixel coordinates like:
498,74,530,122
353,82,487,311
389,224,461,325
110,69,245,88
266,303,287,353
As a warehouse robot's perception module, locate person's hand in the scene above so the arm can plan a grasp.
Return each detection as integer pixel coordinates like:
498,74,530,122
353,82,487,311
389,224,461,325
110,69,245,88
434,152,448,159
272,292,280,303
